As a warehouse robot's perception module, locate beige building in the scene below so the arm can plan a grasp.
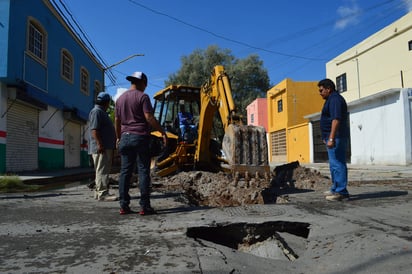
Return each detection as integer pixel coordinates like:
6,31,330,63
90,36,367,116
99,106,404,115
307,12,412,165
326,12,412,103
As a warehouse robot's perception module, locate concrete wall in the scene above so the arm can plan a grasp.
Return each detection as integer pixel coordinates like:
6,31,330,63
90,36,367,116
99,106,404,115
287,123,310,163
0,84,7,173
348,88,412,165
38,106,65,169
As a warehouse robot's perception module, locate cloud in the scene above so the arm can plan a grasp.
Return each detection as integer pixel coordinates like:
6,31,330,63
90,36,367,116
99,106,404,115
113,87,127,102
334,0,362,30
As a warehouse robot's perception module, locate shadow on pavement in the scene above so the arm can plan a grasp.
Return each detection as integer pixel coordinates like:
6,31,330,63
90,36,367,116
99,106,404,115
150,192,182,199
0,193,82,200
156,205,212,215
349,190,408,201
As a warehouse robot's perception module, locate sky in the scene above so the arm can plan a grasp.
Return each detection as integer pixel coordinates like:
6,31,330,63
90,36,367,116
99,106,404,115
54,0,412,101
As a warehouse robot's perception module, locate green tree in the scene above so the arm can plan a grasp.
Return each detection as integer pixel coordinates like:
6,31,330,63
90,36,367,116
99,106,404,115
166,45,235,87
230,55,270,117
165,45,270,118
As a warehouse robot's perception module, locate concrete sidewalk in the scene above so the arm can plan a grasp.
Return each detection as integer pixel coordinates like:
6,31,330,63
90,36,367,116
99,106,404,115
0,163,411,273
306,162,412,181
7,167,95,184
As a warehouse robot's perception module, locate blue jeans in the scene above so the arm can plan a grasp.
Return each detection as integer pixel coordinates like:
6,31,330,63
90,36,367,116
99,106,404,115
326,137,349,195
180,124,197,142
118,133,151,209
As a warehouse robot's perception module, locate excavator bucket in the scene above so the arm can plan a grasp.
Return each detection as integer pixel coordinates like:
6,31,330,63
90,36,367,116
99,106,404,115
222,124,270,178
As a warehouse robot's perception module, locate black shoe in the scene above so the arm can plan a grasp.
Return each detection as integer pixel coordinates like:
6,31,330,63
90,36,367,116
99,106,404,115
139,206,157,215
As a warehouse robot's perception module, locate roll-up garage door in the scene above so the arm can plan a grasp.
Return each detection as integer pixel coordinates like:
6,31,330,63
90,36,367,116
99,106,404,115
6,101,39,172
271,129,287,163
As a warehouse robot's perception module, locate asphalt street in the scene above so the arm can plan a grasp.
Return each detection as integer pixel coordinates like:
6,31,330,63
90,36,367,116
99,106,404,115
0,164,411,273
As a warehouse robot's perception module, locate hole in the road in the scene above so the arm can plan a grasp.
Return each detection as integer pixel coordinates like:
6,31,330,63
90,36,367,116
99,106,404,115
187,221,310,261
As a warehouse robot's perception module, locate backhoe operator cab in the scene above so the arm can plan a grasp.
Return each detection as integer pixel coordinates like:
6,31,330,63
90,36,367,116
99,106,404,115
153,85,201,144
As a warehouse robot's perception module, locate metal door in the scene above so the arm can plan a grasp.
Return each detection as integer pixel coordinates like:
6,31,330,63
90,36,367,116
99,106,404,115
64,121,81,168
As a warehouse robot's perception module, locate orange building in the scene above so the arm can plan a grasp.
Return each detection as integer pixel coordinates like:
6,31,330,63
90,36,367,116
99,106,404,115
267,79,324,163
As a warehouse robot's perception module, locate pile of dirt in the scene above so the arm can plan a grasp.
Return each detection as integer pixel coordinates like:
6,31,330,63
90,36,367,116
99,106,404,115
151,163,331,207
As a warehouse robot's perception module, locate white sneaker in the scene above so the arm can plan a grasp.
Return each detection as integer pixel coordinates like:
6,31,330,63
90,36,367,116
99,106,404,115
325,193,349,201
98,194,118,202
323,190,333,196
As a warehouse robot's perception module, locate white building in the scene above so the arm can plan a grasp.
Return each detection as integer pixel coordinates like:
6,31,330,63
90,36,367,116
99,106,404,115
348,88,412,165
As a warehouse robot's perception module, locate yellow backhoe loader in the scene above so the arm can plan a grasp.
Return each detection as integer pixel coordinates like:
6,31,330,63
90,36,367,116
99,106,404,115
151,65,269,178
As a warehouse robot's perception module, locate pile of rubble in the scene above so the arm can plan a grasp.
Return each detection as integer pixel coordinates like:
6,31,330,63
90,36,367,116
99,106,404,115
150,162,330,207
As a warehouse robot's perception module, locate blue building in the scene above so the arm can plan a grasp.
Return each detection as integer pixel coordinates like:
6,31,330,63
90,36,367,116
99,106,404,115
0,0,104,172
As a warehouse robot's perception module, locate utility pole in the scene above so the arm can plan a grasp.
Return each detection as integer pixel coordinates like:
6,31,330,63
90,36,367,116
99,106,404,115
104,54,144,71
103,53,144,90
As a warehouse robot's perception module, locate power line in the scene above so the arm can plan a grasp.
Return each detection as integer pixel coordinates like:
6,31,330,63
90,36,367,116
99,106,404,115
126,0,326,61
126,0,405,64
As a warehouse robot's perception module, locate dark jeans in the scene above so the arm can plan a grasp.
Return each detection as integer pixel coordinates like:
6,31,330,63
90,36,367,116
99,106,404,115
118,133,151,209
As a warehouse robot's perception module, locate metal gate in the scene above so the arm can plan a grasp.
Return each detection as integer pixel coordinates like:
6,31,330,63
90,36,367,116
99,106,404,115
312,119,351,163
312,121,328,162
6,101,39,172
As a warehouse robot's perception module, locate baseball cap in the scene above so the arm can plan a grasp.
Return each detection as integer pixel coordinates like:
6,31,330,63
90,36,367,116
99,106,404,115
126,71,148,85
96,92,111,103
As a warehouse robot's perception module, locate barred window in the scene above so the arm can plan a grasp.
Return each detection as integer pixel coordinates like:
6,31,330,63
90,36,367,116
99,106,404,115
336,73,347,93
27,19,46,62
80,67,89,95
277,99,283,112
94,80,102,101
61,49,73,82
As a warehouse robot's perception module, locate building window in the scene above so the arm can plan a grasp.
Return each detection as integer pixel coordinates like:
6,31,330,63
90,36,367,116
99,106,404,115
250,113,255,123
80,67,89,95
336,73,347,93
27,18,47,62
61,49,73,82
94,80,102,101
408,40,412,51
277,99,283,112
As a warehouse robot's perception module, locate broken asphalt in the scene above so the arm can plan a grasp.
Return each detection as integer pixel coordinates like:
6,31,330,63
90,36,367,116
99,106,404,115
0,163,411,273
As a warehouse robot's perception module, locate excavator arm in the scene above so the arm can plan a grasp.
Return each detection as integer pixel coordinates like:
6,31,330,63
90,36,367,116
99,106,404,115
195,65,236,166
195,65,269,177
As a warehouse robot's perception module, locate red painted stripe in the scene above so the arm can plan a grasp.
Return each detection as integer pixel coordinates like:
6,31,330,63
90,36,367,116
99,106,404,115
0,131,6,138
38,137,64,145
